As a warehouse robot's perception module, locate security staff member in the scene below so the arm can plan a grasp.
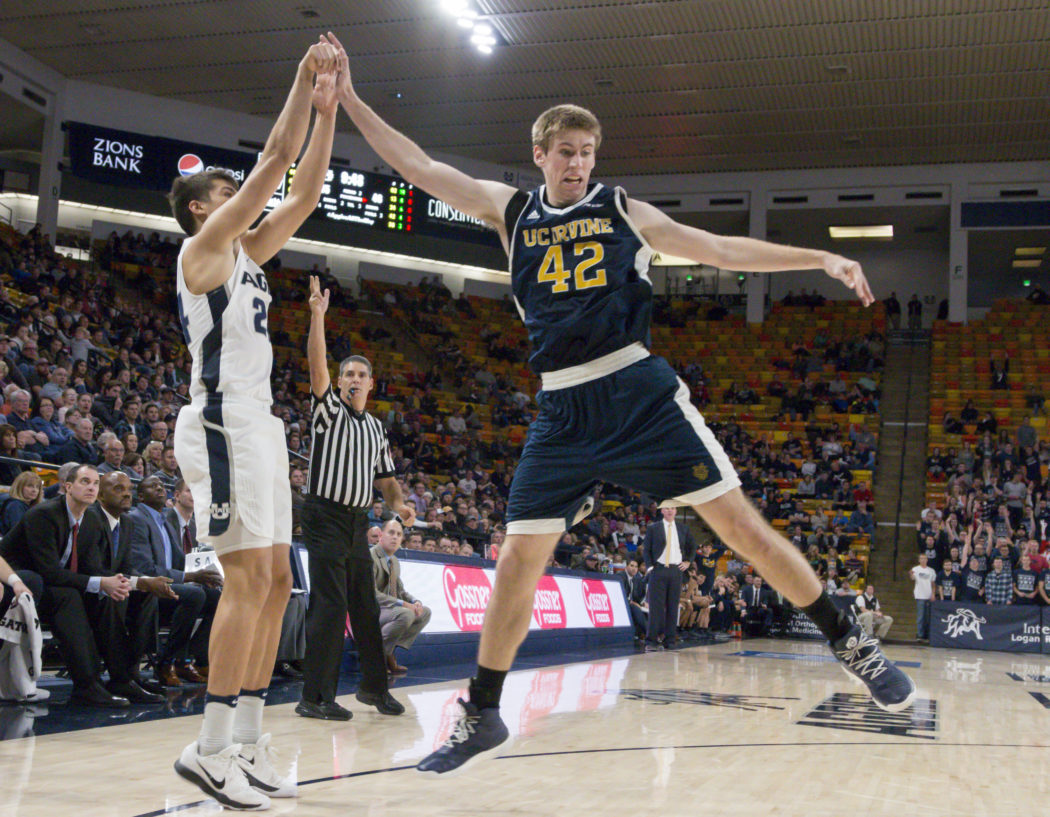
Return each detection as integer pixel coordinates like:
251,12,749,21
642,506,697,650
297,276,416,721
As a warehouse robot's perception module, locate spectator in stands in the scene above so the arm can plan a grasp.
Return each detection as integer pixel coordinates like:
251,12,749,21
910,553,936,639
854,584,893,640
907,294,922,330
846,501,874,537
1017,416,1038,450
96,438,125,476
985,556,1013,606
990,354,1009,390
1013,553,1040,605
5,389,47,456
0,470,43,535
32,395,70,456
935,558,959,601
0,425,27,483
372,518,431,674
958,556,986,602
53,417,99,465
155,445,180,497
884,292,901,330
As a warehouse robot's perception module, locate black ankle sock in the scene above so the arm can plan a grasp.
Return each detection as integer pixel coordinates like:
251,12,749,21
468,665,507,710
802,593,853,642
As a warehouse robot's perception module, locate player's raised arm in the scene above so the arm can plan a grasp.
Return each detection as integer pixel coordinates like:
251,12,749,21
326,32,515,236
243,70,339,266
183,38,339,290
628,198,875,307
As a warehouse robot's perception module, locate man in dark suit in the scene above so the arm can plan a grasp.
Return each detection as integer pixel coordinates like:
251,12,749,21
641,507,697,650
128,475,222,686
741,575,773,637
165,479,197,554
90,471,182,698
0,464,134,706
619,558,648,641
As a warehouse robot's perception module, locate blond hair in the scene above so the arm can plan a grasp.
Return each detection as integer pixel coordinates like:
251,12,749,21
9,470,42,505
531,104,602,153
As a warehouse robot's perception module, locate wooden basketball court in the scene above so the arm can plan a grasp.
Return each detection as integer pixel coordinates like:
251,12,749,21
2,639,1046,816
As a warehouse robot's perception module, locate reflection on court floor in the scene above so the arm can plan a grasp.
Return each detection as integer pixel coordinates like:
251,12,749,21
3,639,1050,817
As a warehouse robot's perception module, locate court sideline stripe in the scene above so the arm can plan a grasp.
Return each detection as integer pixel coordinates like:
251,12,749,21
132,741,1050,816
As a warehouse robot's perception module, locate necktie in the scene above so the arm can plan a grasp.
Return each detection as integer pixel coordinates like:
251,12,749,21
112,522,120,560
664,522,672,566
69,521,79,572
182,524,193,554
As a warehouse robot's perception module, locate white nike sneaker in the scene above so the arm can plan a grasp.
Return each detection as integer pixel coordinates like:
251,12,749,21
238,733,297,798
174,740,271,811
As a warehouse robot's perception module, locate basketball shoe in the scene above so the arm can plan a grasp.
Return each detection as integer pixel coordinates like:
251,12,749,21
832,623,917,712
238,733,296,798
175,740,271,810
416,698,510,776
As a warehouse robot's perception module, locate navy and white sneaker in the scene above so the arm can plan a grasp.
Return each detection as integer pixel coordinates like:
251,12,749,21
832,624,917,713
416,698,510,776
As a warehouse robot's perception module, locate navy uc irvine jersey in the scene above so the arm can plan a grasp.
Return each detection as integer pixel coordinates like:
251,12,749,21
506,183,654,374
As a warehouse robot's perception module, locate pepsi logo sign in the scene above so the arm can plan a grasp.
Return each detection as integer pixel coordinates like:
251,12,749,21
581,579,614,628
178,154,204,176
443,565,492,632
532,574,566,629
177,153,246,182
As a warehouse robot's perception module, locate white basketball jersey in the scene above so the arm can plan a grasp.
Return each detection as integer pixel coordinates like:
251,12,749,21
176,237,273,405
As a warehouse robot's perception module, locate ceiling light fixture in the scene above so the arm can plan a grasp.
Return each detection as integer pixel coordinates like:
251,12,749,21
1015,247,1046,256
438,0,500,55
1012,259,1042,268
828,225,894,239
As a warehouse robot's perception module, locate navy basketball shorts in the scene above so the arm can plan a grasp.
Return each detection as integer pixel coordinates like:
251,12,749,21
505,349,740,536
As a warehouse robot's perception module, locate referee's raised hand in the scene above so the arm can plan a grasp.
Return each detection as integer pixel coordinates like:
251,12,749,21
309,274,330,315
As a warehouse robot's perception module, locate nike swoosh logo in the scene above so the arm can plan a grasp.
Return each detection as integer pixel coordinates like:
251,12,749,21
244,770,279,792
201,766,226,789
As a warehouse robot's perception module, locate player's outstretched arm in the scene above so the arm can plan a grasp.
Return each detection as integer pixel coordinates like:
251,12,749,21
307,275,331,399
243,70,339,265
186,38,338,290
326,33,515,234
629,198,875,307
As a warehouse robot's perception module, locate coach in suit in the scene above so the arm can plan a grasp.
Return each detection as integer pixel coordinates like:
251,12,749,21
741,575,773,637
0,464,138,706
128,475,222,685
372,518,431,673
90,471,180,698
641,507,697,650
619,558,648,640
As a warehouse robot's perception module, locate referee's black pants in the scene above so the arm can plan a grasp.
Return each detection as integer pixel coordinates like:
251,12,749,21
646,564,683,647
301,496,388,702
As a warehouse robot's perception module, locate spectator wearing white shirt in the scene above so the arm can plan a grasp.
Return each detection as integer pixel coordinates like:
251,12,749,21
910,553,937,640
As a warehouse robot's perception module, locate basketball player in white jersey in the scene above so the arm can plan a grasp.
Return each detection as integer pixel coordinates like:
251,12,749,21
167,37,339,810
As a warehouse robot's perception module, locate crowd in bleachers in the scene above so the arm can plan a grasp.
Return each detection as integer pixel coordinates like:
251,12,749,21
0,222,889,656
921,300,1050,608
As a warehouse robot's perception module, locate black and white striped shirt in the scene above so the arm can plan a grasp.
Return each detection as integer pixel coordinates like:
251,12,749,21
308,386,395,508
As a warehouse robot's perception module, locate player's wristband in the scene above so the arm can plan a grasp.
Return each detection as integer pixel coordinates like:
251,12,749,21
6,572,22,588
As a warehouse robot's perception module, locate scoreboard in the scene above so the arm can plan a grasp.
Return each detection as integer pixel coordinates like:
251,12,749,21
66,121,501,250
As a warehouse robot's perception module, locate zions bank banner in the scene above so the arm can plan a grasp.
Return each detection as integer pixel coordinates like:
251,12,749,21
399,560,631,634
65,121,255,192
930,601,1050,654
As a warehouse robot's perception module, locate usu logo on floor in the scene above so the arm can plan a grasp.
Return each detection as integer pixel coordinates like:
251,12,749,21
798,693,937,739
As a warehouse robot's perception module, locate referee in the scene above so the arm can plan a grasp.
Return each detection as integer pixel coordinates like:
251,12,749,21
296,276,417,720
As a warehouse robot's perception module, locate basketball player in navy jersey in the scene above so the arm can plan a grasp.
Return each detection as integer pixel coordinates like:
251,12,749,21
166,38,340,810
326,34,915,776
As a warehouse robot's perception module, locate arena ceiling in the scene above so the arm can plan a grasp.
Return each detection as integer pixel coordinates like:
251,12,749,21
1,0,1049,177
